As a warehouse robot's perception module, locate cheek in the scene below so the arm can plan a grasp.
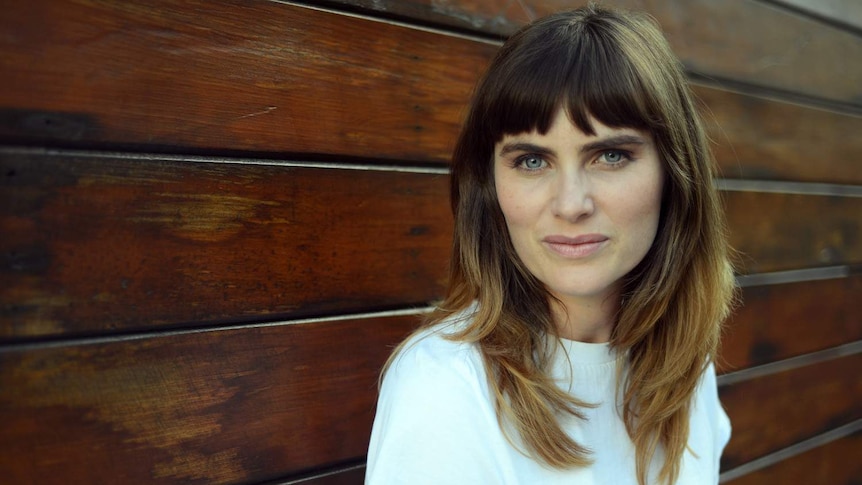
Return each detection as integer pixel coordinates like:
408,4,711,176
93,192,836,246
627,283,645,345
626,176,664,242
494,174,523,226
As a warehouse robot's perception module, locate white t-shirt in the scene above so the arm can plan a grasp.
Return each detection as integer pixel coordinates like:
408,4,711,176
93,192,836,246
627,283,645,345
366,309,731,484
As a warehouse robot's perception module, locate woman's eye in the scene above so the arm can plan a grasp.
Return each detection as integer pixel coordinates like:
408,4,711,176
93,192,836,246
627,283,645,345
517,155,546,170
599,150,629,165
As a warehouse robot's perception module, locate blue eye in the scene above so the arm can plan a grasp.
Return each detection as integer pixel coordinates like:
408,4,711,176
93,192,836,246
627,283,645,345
600,150,629,165
518,155,546,170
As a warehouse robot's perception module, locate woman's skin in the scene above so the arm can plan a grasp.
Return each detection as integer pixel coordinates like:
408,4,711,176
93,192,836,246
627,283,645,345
494,108,665,343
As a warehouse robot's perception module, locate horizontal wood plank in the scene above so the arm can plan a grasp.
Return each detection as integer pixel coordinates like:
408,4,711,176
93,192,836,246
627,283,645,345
281,464,365,484
724,190,862,274
720,353,862,470
719,275,862,372
2,0,861,184
0,0,493,162
0,152,451,339
324,0,862,108
3,311,858,482
3,151,862,339
770,0,862,33
0,314,417,484
698,84,862,185
723,431,862,485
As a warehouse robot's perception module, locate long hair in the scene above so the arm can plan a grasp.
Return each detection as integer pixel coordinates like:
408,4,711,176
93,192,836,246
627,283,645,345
391,5,735,485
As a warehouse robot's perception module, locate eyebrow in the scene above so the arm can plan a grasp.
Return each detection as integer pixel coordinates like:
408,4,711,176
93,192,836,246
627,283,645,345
497,142,555,157
497,134,647,157
580,134,647,153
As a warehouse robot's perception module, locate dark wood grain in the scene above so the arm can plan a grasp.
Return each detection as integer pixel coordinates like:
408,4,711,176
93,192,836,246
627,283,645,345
4,151,862,340
3,0,862,182
0,314,417,484
724,431,862,485
719,354,862,470
0,152,451,340
282,464,365,484
697,84,862,185
0,0,493,163
770,0,862,33
724,191,862,274
4,311,857,483
719,274,862,373
323,0,862,108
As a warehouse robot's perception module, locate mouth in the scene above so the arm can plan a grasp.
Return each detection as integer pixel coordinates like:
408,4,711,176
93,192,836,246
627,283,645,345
542,234,608,258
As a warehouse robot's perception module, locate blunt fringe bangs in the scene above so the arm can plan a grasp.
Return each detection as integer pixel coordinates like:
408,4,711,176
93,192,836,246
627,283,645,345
472,8,676,164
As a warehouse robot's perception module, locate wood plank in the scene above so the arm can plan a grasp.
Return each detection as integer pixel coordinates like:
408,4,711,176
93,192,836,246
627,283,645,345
719,275,862,373
0,152,451,340
3,152,861,340
724,191,862,274
770,0,862,33
697,84,862,185
282,464,365,484
325,0,862,108
723,431,862,485
719,353,862,470
0,0,494,163
3,0,861,184
3,312,857,483
0,314,417,484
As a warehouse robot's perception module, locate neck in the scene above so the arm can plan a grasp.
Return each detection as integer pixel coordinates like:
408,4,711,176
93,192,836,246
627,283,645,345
550,291,620,343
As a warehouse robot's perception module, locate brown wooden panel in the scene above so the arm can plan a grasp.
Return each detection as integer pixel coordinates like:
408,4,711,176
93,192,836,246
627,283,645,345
0,314,415,484
771,0,862,32
724,191,862,274
724,431,862,485
0,0,493,163
284,465,365,484
720,354,862,470
697,84,862,185
3,152,861,340
326,0,862,108
0,151,451,340
3,1,861,182
719,275,862,373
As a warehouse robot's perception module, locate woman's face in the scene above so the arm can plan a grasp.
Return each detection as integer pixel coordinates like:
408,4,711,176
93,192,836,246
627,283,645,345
494,108,664,310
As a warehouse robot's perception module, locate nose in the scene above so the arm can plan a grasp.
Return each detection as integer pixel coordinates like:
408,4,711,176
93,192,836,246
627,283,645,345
551,168,594,222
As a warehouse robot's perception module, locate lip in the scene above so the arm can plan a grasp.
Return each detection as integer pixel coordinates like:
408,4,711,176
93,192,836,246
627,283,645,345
542,234,608,258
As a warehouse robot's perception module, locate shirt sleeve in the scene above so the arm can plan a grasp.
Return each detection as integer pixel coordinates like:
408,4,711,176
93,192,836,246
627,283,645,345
365,335,508,485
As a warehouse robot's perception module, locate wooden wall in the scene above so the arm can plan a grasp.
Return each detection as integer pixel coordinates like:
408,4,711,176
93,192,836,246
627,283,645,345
1,0,860,483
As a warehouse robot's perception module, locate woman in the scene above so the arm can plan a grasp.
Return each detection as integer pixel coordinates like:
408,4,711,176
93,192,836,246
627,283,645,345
367,5,735,485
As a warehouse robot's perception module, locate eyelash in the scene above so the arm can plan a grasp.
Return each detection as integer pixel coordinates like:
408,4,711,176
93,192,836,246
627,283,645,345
512,154,548,171
598,149,633,168
511,149,633,171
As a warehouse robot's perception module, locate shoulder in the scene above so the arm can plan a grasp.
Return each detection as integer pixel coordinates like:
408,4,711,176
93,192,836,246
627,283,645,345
384,310,485,394
367,307,510,484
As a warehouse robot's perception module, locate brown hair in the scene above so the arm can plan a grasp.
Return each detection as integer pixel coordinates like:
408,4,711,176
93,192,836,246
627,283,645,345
389,5,735,485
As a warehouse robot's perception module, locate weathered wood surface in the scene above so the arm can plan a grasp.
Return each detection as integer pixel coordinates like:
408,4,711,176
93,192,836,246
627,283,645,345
724,430,862,485
283,465,365,484
719,274,862,372
325,0,862,108
697,85,862,185
719,353,862,470
0,152,451,340
770,0,862,32
0,314,418,484
4,151,862,340
2,309,858,483
2,0,862,184
724,191,862,274
0,0,492,162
